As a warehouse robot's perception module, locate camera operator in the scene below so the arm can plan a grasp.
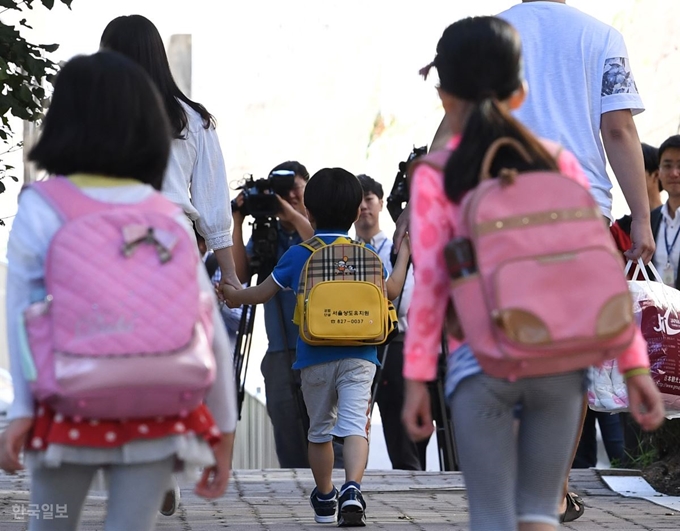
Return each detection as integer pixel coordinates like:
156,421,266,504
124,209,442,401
231,161,314,468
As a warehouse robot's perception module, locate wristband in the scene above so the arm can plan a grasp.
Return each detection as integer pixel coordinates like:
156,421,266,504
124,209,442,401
623,367,650,380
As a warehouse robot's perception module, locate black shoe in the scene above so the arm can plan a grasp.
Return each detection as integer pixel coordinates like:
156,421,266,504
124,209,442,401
337,485,366,527
310,486,338,524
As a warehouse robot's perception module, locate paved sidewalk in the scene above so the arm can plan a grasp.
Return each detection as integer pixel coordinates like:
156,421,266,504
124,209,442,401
0,467,678,530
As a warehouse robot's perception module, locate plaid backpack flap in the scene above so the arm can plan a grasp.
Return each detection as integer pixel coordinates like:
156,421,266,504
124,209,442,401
295,236,398,346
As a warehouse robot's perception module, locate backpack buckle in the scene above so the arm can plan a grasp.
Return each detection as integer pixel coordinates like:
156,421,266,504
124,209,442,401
122,225,176,264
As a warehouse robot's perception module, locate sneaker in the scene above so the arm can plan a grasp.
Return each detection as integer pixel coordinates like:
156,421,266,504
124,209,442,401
310,486,338,523
337,485,366,527
159,480,181,517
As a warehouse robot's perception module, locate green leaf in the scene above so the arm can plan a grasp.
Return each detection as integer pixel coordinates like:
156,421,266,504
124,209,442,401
0,181,5,194
39,43,59,53
40,0,55,8
12,106,31,120
11,175,19,182
0,0,22,10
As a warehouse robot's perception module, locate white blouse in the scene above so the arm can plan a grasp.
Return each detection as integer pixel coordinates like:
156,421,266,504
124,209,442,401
162,101,233,251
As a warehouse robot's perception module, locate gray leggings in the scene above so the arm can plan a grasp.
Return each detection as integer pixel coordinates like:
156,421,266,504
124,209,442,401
449,371,585,530
28,456,175,531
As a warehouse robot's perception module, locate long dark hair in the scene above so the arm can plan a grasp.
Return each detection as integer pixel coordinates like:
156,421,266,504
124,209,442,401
100,15,214,139
28,51,171,189
434,17,557,203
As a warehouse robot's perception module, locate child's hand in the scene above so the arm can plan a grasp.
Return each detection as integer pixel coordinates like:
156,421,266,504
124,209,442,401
0,418,33,474
626,373,665,431
221,285,240,308
402,379,434,442
195,431,234,499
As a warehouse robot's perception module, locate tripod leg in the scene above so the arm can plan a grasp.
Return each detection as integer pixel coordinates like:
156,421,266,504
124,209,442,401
429,342,459,471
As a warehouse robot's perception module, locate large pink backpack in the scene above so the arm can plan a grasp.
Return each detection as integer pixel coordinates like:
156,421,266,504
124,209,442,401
21,178,216,419
416,138,636,380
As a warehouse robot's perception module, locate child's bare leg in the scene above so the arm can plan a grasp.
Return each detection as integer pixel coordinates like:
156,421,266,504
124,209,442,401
343,435,369,484
308,440,334,494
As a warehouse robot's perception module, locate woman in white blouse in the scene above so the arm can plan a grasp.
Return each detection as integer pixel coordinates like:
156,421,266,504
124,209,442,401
100,14,241,291
100,15,241,516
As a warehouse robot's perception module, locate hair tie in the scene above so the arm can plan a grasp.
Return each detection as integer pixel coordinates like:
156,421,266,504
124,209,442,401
419,61,435,80
476,90,497,102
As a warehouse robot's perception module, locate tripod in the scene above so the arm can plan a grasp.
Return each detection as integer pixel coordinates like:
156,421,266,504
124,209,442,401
231,217,309,454
428,343,458,471
232,216,278,419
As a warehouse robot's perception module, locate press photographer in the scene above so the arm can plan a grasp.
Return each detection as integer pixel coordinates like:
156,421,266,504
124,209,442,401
231,161,314,468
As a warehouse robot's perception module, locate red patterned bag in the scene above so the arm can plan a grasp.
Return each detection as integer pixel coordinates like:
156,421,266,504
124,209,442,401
628,260,680,413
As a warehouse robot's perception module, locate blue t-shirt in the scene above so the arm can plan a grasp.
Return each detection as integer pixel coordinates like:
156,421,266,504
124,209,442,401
271,230,384,370
246,223,302,353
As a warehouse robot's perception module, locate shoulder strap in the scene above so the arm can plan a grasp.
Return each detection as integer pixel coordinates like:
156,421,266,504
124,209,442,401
30,178,107,221
30,178,180,222
300,236,327,253
300,236,357,253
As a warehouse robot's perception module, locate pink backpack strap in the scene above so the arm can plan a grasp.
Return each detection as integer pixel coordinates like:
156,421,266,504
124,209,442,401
29,178,108,221
30,178,180,221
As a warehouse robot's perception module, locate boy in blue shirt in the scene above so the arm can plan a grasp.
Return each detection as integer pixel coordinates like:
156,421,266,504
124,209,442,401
222,167,410,526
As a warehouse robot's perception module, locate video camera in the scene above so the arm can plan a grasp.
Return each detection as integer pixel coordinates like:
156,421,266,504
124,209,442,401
386,145,428,223
231,170,297,219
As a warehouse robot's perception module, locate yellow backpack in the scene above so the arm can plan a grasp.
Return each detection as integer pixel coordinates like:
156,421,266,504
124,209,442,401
293,236,398,346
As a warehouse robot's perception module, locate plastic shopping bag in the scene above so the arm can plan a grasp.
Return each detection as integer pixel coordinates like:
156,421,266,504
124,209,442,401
588,259,680,417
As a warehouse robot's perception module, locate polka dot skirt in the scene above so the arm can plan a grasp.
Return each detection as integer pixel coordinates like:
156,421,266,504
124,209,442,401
29,403,221,451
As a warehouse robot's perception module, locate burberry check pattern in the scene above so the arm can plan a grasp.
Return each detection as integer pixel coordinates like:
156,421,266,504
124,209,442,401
296,236,395,345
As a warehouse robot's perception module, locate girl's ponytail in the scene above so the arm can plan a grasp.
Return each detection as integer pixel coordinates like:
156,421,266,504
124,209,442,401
443,98,558,203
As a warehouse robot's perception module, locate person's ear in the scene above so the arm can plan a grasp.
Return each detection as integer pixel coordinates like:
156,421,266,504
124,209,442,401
379,198,383,211
508,81,527,111
354,206,361,223
437,86,456,115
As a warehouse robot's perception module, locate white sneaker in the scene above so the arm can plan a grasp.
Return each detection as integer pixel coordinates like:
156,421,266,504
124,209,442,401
159,479,181,516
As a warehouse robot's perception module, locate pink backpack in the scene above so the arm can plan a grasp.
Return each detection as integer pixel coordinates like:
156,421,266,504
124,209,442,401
417,138,636,380
21,178,216,419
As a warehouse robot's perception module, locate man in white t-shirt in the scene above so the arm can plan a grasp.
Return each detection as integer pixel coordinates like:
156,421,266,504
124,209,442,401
496,3,654,522
428,0,654,264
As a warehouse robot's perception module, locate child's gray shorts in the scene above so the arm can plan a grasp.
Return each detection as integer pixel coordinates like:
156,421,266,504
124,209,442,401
300,358,376,444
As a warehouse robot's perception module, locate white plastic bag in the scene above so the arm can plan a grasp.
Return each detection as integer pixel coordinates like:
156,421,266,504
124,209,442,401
588,259,680,417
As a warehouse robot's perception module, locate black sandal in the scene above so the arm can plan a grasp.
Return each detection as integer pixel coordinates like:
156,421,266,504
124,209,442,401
559,492,585,523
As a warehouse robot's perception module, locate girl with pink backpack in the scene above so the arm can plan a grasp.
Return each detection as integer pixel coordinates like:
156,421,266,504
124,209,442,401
0,51,237,531
401,16,665,531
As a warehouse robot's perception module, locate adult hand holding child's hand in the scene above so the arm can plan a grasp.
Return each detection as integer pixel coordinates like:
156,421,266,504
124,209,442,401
221,285,240,308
